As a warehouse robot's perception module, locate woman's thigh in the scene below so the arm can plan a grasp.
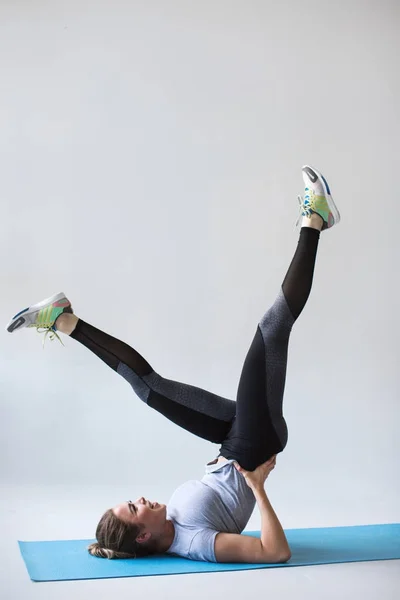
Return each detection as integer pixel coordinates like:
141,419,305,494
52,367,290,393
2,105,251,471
119,365,237,443
218,289,294,470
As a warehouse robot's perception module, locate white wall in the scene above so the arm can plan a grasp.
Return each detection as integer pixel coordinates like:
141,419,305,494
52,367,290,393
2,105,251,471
1,0,399,530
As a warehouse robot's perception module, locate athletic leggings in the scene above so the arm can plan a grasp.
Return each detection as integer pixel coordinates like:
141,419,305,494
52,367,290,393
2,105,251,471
70,227,320,471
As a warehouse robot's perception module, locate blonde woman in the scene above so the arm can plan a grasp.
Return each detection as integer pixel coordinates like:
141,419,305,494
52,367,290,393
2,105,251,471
6,166,340,564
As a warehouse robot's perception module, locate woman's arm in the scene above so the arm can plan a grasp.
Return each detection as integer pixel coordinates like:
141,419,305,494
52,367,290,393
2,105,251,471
234,456,291,559
214,485,291,564
215,456,291,564
252,484,291,559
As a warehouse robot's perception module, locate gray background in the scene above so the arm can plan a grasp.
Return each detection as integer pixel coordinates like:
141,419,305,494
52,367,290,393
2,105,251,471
1,0,399,598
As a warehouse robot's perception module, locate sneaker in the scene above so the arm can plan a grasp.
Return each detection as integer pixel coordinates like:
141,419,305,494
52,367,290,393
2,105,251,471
296,165,341,230
6,292,73,346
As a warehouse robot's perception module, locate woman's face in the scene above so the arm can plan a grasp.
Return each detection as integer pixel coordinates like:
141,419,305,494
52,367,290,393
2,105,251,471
112,497,167,540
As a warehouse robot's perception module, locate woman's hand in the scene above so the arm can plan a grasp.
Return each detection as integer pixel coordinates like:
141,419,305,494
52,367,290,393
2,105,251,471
234,455,277,491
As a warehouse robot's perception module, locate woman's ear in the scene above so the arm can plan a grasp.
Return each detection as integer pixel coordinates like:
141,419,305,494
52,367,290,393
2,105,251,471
136,531,151,544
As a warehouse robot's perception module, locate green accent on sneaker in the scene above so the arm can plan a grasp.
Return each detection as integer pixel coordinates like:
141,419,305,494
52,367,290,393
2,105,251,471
304,190,330,222
28,305,66,348
296,188,331,228
34,304,65,328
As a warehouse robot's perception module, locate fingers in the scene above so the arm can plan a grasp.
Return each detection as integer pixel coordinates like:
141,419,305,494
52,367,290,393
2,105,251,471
264,456,277,473
235,456,277,472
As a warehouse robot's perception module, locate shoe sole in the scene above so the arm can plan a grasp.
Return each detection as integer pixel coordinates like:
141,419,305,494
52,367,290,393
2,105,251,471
302,165,341,227
6,292,68,333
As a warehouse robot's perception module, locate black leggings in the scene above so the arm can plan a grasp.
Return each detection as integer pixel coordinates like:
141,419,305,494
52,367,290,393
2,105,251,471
70,227,320,471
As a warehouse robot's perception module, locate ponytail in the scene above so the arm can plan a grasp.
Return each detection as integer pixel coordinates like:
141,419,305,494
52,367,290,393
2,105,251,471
87,541,136,560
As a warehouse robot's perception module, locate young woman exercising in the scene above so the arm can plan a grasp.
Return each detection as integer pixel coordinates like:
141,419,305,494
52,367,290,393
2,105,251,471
6,165,340,564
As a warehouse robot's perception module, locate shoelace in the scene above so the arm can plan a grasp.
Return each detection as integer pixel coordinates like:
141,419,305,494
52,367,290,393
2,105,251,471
294,193,313,228
35,325,65,349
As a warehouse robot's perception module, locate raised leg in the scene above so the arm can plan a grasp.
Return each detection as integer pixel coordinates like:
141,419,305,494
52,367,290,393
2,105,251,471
218,215,323,470
56,314,237,443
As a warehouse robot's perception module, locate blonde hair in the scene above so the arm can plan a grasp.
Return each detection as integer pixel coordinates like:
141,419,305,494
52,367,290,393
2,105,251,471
87,542,137,560
87,508,159,560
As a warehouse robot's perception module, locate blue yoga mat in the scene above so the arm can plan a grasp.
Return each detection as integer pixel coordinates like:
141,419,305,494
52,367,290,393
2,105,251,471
18,523,400,582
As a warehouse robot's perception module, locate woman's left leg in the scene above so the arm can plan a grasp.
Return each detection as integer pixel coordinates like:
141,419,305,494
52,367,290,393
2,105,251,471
55,315,237,443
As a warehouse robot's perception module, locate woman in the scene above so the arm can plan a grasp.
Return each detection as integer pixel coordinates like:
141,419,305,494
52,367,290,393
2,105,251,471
6,165,340,564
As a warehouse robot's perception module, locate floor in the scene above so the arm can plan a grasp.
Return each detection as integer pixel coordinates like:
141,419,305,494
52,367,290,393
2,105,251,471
2,484,399,600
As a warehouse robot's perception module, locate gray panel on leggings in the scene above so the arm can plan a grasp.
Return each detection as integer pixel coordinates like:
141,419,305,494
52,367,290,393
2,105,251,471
117,362,151,402
258,287,295,447
142,371,236,421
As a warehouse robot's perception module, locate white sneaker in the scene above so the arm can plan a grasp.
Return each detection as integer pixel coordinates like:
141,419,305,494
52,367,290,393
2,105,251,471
296,165,341,230
6,292,72,346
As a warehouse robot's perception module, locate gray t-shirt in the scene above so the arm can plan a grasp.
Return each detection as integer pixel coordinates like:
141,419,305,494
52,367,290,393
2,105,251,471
166,458,256,562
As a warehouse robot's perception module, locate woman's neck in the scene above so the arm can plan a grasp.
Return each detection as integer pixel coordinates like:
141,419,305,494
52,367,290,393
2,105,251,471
158,519,175,553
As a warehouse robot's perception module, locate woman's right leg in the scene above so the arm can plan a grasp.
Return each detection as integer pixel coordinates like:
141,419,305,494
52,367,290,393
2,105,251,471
218,216,323,470
56,314,236,443
220,165,340,471
218,164,340,470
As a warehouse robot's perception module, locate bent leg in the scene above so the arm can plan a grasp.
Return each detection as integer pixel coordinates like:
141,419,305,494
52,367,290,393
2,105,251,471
70,319,236,443
219,227,321,469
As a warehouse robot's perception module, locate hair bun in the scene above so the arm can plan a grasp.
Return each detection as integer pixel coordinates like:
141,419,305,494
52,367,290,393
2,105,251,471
87,542,107,558
87,542,131,560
